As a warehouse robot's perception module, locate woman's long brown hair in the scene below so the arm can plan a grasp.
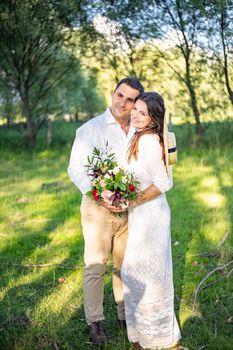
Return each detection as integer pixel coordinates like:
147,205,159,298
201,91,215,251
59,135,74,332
127,92,166,163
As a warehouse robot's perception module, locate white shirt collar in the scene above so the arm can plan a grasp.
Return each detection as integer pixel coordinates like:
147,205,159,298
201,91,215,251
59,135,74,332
104,107,135,133
105,108,117,124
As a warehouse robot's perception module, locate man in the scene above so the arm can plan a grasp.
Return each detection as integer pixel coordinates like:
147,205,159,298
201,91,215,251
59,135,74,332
68,77,144,345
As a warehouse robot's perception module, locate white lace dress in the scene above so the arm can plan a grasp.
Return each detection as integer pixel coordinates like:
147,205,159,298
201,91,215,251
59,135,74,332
121,134,181,349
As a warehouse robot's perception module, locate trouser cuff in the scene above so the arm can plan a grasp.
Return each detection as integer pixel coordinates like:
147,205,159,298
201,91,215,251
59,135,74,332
86,315,105,325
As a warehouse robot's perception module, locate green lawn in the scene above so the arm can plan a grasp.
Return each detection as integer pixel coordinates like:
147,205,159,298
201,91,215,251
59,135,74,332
0,123,232,350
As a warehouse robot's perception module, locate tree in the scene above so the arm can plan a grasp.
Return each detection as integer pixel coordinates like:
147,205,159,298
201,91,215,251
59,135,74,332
44,60,106,121
0,76,17,127
70,0,150,83
93,0,205,137
92,16,149,82
0,0,78,146
203,0,233,107
158,0,205,136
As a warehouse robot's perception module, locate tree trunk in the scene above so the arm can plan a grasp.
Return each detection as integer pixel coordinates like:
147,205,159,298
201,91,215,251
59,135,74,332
174,0,203,138
220,7,233,106
224,64,233,106
75,111,79,121
47,119,52,147
187,82,203,137
185,58,203,137
6,113,12,128
5,91,13,127
22,91,36,147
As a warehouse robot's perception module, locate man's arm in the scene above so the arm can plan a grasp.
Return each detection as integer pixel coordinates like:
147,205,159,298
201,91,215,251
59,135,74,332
68,126,127,212
67,127,92,194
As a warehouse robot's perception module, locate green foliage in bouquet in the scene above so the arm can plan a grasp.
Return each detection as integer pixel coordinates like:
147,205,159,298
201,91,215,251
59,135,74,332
86,144,140,208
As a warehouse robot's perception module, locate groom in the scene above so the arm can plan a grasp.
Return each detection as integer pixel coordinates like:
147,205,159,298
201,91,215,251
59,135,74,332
68,77,144,345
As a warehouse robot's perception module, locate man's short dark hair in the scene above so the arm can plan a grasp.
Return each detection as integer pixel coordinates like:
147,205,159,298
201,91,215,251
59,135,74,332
114,77,144,96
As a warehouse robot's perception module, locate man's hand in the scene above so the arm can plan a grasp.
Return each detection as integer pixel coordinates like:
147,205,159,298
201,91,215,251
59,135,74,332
100,202,127,213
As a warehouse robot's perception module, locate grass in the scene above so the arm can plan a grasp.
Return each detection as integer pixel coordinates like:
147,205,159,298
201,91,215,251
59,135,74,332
0,121,233,350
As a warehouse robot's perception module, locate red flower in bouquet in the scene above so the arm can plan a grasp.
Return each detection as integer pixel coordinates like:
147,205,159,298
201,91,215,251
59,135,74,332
128,184,136,192
86,145,140,214
91,189,100,202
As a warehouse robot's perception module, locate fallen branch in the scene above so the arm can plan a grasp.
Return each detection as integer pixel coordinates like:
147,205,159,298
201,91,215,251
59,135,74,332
214,319,218,337
186,250,228,258
226,267,233,278
192,260,233,313
53,342,60,350
0,262,83,270
201,276,225,290
218,231,230,246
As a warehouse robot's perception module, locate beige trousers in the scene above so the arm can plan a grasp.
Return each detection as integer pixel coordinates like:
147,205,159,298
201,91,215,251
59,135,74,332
80,195,128,325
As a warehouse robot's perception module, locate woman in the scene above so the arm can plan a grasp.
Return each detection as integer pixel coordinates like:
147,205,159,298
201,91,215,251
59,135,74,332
121,92,181,349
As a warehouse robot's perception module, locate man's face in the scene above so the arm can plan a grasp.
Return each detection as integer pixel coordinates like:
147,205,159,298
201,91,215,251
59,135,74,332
110,83,141,121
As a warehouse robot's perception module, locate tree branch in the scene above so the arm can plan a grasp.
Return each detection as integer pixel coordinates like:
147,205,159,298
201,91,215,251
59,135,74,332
192,260,233,313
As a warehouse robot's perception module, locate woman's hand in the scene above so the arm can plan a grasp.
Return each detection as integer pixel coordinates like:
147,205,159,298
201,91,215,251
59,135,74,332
128,199,138,208
129,191,146,208
129,186,162,207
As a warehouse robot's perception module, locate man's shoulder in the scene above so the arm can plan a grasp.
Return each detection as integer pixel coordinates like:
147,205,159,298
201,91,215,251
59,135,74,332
76,112,106,134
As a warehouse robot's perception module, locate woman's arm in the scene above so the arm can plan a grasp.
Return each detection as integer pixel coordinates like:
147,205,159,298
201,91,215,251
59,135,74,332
130,184,161,207
130,135,172,207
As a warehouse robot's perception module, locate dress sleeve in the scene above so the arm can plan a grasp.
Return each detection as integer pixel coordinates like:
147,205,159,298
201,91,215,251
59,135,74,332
138,135,172,193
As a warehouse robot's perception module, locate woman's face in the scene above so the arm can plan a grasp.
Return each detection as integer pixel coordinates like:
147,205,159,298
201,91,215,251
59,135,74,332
130,99,152,130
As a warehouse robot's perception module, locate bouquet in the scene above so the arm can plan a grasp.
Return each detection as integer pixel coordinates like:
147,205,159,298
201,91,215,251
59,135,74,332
86,144,140,211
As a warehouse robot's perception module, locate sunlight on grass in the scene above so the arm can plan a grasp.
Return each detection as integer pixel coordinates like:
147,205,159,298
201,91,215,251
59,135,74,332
200,176,219,189
25,225,83,266
37,149,54,159
198,192,226,208
1,269,48,298
0,142,232,349
35,270,83,316
202,220,230,244
198,176,226,209
171,150,232,332
221,172,233,187
175,162,212,181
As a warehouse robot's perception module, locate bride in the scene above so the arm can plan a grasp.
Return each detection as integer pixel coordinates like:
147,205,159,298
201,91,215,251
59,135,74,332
121,92,181,349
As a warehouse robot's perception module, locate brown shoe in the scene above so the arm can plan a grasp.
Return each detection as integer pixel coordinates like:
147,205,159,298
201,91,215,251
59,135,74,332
88,321,108,345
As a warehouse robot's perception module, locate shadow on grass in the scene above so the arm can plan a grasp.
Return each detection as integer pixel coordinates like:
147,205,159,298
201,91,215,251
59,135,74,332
0,228,85,350
1,142,232,349
0,261,83,350
169,148,233,349
0,186,82,278
49,272,130,350
0,184,85,349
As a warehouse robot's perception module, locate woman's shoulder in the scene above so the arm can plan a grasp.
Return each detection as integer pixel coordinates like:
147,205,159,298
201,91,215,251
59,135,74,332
138,133,160,148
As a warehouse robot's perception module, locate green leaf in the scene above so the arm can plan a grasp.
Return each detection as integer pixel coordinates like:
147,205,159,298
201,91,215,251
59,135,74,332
115,172,122,182
119,183,126,191
86,191,92,199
